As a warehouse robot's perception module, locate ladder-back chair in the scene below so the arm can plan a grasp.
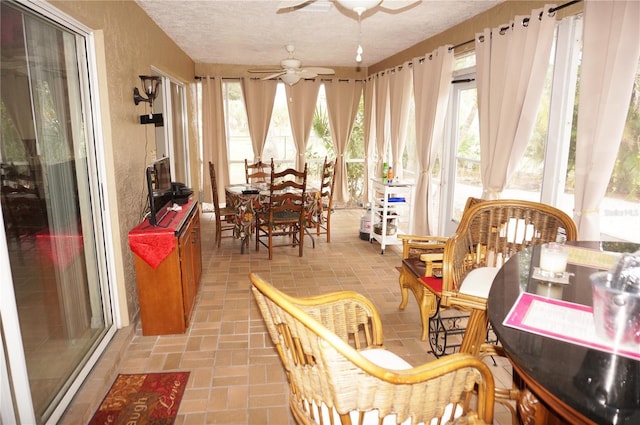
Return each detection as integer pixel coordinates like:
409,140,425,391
245,159,271,184
255,160,308,260
208,162,236,248
315,157,336,242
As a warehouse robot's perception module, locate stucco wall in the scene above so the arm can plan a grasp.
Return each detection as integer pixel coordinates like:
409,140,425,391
47,0,197,324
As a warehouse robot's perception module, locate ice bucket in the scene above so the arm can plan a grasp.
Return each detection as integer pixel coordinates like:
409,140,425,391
590,271,640,347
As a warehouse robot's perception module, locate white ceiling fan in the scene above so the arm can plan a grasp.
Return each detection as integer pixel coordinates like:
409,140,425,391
277,1,420,63
277,0,420,15
248,44,335,85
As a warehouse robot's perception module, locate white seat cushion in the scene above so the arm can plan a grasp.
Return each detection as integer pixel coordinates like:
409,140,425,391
359,348,413,370
458,267,500,299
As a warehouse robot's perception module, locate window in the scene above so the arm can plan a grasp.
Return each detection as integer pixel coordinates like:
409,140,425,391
222,80,251,184
441,13,640,243
222,80,367,206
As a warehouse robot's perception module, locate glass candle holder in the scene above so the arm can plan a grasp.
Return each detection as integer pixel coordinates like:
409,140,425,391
540,243,569,273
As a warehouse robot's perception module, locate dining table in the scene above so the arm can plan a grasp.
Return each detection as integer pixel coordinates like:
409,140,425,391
488,241,640,425
224,184,320,254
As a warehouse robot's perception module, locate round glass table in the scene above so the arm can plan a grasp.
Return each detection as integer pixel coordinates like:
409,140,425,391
488,241,640,425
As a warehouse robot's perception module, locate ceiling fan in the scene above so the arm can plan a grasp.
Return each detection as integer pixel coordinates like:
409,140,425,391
277,0,420,15
248,45,335,85
277,1,420,63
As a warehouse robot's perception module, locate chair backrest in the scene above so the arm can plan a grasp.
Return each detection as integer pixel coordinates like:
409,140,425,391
208,161,222,217
319,157,336,208
267,160,307,223
250,272,495,425
442,199,578,296
245,159,271,184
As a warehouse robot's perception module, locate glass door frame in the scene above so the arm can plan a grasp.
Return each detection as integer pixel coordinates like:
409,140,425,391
1,1,120,423
440,71,478,236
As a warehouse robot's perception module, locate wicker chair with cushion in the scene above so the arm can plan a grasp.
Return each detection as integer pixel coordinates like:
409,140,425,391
435,200,577,352
397,197,483,343
250,272,495,425
208,162,236,248
414,200,577,423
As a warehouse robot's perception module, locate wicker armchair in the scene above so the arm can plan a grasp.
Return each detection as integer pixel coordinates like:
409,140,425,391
413,200,577,423
398,197,483,343
438,199,578,341
250,272,495,425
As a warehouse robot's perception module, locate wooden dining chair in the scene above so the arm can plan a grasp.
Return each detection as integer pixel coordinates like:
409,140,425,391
255,160,308,260
250,272,495,425
208,162,236,248
314,156,336,242
244,159,271,184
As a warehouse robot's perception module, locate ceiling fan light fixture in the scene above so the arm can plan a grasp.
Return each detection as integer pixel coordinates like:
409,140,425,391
280,73,301,85
336,0,382,14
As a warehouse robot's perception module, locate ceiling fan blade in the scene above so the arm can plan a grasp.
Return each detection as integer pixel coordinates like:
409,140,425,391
277,0,316,13
379,0,420,12
302,67,335,75
297,70,318,79
262,71,286,80
248,69,285,73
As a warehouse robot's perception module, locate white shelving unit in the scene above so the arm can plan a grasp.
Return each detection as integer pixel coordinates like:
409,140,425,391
369,179,414,254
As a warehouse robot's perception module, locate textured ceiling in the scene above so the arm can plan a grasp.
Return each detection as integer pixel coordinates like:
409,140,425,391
136,0,504,68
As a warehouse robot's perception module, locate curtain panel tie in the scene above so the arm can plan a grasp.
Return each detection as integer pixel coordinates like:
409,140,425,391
573,208,599,216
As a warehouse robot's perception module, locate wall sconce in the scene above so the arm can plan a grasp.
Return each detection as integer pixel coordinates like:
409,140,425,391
133,75,161,107
133,75,163,125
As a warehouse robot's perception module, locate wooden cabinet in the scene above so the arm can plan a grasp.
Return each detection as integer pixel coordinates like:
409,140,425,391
129,200,202,335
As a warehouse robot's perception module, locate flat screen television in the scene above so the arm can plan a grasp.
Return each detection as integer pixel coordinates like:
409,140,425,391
146,156,173,226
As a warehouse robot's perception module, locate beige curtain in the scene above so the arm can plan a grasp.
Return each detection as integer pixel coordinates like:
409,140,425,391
284,79,321,170
388,62,413,181
574,0,640,239
241,77,277,162
412,46,454,235
373,72,390,180
362,77,376,204
325,79,364,205
476,5,556,199
202,77,229,202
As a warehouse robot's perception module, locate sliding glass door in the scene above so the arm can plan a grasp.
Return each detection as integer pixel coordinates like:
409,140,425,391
1,2,114,423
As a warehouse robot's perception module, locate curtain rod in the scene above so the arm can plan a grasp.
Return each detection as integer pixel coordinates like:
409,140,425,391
195,76,366,83
449,0,582,51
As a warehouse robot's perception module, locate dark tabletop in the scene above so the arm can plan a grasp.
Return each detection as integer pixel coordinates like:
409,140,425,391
488,241,640,424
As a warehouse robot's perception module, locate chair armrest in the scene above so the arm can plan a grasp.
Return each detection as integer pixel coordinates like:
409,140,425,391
420,253,443,277
398,235,448,259
341,351,495,424
292,290,384,349
398,234,448,243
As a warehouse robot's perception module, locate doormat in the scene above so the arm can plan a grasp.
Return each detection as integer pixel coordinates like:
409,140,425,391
88,372,190,425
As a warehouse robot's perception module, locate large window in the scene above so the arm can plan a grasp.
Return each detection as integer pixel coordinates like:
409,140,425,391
442,14,640,243
223,80,366,206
